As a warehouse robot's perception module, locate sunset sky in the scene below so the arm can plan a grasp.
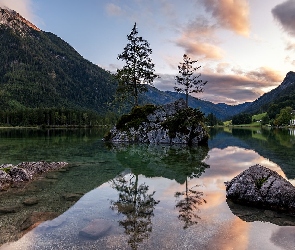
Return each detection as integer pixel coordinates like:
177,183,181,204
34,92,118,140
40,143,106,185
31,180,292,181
1,0,295,104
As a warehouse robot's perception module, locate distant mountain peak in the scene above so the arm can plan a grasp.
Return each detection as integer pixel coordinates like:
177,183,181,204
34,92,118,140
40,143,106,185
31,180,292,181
0,6,40,33
281,71,295,87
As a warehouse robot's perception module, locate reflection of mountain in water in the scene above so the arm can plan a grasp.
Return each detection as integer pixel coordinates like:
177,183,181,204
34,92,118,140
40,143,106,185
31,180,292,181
108,144,210,184
209,128,295,179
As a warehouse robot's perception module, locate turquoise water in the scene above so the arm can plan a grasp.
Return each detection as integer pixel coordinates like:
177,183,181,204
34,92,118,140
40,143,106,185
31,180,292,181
1,127,295,249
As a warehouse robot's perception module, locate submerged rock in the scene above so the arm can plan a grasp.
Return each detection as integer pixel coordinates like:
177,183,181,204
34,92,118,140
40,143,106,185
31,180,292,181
79,219,112,240
105,99,208,145
0,161,68,191
225,164,295,214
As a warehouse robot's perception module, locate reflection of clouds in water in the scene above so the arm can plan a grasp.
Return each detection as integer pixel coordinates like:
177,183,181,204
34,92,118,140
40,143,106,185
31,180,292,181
271,227,295,250
204,146,286,180
206,217,249,250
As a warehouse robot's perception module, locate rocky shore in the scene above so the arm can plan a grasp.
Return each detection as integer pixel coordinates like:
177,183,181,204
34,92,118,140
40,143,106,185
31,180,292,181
0,161,68,191
225,164,295,214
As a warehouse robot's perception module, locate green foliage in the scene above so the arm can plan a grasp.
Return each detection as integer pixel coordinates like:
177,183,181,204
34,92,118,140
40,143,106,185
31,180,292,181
0,108,118,127
116,23,158,107
162,108,206,139
261,114,270,125
1,167,11,173
174,54,207,107
255,177,268,189
116,104,157,131
274,106,293,126
205,113,223,126
232,113,252,125
0,25,117,118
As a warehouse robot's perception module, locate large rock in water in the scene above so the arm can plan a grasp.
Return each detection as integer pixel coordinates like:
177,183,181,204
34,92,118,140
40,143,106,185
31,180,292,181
225,164,295,214
106,99,208,145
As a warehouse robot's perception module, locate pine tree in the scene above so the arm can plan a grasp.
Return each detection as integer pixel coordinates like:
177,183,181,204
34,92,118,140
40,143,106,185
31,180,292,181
175,54,207,108
116,23,158,107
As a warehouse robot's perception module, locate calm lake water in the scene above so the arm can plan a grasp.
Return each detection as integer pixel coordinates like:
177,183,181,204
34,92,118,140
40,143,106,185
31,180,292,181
1,127,295,250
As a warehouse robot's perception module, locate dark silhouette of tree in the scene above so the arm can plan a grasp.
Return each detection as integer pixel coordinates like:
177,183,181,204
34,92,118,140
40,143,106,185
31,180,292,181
175,54,207,107
110,174,159,250
175,181,206,229
116,23,158,108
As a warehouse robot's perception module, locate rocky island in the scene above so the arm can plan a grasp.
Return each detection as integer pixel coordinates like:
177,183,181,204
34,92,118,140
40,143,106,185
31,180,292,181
0,161,68,191
105,99,209,145
225,164,295,214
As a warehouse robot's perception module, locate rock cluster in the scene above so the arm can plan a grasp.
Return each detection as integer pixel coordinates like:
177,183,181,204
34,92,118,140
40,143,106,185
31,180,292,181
225,164,295,214
0,161,68,191
107,99,208,145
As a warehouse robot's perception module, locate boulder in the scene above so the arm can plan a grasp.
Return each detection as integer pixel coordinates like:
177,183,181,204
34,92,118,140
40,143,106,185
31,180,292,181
225,164,295,214
105,99,208,145
0,170,12,190
79,219,112,240
0,161,68,191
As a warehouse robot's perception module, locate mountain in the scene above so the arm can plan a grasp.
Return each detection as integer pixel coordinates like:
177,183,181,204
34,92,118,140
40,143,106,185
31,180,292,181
0,7,116,113
1,7,293,124
244,71,295,114
143,86,250,120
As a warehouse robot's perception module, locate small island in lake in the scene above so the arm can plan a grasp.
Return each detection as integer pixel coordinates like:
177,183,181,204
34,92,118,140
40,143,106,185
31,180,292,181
104,99,209,145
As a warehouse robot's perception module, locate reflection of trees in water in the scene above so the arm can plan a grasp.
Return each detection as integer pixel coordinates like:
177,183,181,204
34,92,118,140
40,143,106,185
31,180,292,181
110,174,159,250
107,143,210,184
169,147,209,229
175,181,206,229
108,143,210,231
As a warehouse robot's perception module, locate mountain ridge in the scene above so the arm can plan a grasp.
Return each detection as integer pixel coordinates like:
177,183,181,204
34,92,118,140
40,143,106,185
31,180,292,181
0,6,293,123
243,71,295,114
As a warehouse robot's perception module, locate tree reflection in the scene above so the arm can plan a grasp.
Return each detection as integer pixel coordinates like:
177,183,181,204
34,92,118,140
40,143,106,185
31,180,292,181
175,180,206,229
170,147,209,229
110,174,159,250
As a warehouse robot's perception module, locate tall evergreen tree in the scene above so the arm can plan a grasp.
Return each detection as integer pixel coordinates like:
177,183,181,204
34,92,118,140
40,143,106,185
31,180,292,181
175,54,207,107
116,23,158,107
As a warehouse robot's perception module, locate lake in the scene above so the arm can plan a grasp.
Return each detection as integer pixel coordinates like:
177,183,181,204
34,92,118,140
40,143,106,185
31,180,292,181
1,127,295,250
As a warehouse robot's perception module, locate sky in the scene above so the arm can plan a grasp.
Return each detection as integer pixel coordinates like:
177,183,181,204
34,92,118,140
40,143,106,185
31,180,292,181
0,0,295,105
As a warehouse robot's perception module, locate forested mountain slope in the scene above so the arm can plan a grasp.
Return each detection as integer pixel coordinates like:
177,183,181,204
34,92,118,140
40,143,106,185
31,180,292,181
244,71,295,114
0,7,116,113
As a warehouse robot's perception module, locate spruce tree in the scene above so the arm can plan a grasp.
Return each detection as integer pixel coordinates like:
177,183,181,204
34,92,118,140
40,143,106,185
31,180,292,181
175,54,207,107
116,23,158,107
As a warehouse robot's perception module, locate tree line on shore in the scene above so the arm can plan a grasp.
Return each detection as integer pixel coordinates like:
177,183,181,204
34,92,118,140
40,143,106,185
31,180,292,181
0,108,118,127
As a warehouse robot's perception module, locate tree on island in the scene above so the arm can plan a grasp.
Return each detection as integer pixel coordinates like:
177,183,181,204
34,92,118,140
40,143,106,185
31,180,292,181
116,23,158,108
174,54,207,108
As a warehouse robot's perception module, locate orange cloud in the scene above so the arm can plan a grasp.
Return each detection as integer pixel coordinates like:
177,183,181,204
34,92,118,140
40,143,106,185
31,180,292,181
176,37,224,59
201,0,250,36
244,67,284,83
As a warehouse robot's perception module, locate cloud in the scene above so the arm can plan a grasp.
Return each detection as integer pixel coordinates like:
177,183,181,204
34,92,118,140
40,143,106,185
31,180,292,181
154,67,283,104
105,3,124,17
242,67,284,83
286,41,295,51
0,0,35,22
176,37,224,59
272,0,295,37
200,0,250,36
175,17,224,59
